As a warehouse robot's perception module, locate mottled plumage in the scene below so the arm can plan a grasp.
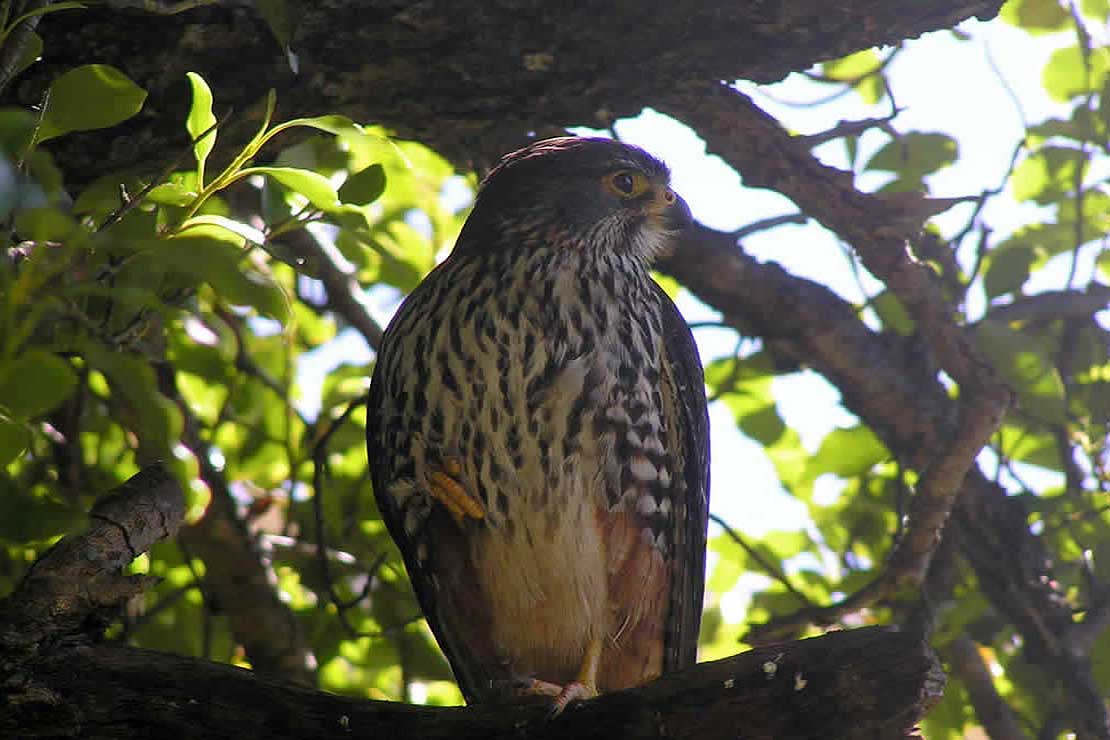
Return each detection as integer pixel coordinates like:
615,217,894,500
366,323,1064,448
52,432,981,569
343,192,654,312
366,137,709,706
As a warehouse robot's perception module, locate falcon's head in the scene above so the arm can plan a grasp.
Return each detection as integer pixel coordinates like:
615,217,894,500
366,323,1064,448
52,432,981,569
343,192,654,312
455,137,692,263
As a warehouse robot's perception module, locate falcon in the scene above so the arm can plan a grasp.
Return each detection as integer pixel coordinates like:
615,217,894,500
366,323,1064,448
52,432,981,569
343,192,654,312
366,136,709,711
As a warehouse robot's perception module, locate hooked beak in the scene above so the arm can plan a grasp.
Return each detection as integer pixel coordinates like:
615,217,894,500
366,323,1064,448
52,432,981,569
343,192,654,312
657,188,692,232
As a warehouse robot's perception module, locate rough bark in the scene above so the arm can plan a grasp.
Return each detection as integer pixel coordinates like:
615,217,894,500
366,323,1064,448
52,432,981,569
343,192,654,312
8,1,1004,185
3,628,942,740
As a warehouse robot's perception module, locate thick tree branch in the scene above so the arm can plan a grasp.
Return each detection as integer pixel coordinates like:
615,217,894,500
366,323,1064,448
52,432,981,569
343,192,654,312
11,1,1003,185
3,627,942,740
659,83,1013,592
0,469,943,739
0,465,184,654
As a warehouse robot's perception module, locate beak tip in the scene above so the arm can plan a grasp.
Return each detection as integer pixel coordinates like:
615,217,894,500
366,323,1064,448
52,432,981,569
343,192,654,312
663,191,693,232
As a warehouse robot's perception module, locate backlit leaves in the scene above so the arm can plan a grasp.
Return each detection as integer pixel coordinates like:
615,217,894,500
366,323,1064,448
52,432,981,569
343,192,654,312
37,65,146,143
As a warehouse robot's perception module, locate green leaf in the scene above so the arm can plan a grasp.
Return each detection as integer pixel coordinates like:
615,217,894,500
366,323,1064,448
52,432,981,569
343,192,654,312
1011,147,1082,204
78,341,181,457
806,425,889,481
159,224,288,320
257,0,298,48
983,242,1036,299
0,479,83,544
1043,46,1110,101
9,31,43,81
0,108,36,159
1097,249,1110,280
975,320,1068,424
185,72,217,186
14,206,76,242
0,413,29,466
871,290,914,334
865,133,958,190
146,182,198,207
339,163,387,206
1084,0,1110,21
243,166,340,211
0,350,77,419
822,50,884,104
37,64,147,143
1000,0,1071,32
267,114,364,140
996,423,1061,470
708,531,749,594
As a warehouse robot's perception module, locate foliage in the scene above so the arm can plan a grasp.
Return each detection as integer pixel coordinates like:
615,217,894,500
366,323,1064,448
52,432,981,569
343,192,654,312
0,2,1108,737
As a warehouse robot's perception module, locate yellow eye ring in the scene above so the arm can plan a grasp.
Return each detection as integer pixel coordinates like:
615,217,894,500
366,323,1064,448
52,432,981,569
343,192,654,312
605,170,650,199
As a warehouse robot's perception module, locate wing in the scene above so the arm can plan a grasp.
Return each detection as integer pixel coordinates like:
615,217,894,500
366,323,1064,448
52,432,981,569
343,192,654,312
653,280,710,672
366,274,499,704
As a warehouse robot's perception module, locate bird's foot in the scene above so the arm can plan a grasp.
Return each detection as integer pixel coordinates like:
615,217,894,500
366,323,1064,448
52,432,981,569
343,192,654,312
427,456,484,524
548,680,598,718
494,676,598,718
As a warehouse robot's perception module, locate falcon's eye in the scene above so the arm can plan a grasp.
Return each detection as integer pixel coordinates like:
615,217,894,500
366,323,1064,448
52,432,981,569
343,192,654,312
605,170,650,199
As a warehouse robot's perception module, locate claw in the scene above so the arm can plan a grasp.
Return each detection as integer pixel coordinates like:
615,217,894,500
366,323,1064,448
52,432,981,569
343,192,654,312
548,637,602,718
548,680,598,718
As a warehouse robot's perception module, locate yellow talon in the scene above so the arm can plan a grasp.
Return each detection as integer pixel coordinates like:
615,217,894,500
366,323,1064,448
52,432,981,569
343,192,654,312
428,462,485,523
550,638,602,717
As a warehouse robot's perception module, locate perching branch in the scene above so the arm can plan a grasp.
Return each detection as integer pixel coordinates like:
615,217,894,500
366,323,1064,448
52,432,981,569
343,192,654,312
0,463,943,739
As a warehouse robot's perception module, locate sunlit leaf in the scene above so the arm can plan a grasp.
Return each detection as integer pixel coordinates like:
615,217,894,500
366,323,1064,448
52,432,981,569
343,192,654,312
244,166,340,211
37,64,147,143
185,72,217,185
866,133,958,192
871,290,914,334
77,342,182,457
806,425,889,481
996,423,1061,470
1001,0,1071,32
159,225,288,319
1084,0,1110,21
1098,249,1110,280
1043,45,1110,101
823,50,884,104
1011,146,1082,204
975,320,1068,424
145,182,197,207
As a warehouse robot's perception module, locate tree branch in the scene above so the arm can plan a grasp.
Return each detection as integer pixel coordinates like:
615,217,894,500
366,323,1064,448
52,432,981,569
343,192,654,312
13,0,1004,185
3,627,943,740
946,635,1029,740
659,83,1013,593
0,465,184,653
0,467,944,739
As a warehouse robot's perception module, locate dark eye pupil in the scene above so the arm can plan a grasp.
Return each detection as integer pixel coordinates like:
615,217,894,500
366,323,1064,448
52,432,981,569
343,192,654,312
614,173,634,194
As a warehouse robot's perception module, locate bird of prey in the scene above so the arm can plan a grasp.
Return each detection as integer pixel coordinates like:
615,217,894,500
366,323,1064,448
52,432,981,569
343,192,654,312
366,136,709,711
